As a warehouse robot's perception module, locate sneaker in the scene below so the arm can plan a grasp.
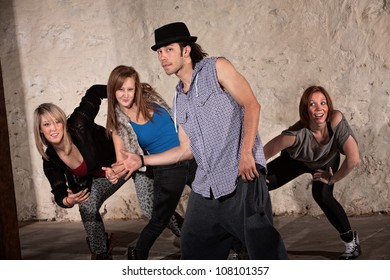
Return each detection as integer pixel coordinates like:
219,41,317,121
339,231,362,260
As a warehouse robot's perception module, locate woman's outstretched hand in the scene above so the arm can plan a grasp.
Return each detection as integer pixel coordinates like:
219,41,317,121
66,188,90,206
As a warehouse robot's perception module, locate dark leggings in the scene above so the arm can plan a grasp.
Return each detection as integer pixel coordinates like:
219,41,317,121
135,158,197,258
267,150,352,241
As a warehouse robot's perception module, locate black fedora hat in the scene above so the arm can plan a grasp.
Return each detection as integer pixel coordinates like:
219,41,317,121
151,22,197,51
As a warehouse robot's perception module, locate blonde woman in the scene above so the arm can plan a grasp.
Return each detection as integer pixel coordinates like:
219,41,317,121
33,85,125,259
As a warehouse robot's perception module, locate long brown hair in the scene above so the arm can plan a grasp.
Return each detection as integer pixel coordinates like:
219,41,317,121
106,65,160,135
179,42,208,68
33,103,72,161
299,85,334,128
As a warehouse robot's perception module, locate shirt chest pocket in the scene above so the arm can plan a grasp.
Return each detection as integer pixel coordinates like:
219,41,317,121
195,90,235,118
175,108,188,125
194,89,213,107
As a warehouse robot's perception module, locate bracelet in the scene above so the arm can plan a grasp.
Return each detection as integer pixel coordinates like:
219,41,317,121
65,196,73,207
140,154,145,167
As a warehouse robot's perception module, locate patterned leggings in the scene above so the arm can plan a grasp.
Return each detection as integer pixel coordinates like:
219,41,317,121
78,177,125,254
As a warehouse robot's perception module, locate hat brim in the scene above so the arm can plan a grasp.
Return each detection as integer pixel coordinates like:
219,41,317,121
151,36,197,51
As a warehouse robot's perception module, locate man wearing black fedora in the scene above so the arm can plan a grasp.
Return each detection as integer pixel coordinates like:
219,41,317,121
120,22,288,260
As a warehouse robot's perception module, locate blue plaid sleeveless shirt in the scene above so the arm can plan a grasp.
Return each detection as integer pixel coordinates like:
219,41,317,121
173,57,266,199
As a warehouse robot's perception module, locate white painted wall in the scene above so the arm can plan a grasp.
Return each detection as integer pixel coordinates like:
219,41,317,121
1,0,389,221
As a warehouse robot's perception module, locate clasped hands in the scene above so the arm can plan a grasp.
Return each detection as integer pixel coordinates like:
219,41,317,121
102,150,143,184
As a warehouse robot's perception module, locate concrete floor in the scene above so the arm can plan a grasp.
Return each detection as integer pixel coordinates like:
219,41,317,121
19,214,390,260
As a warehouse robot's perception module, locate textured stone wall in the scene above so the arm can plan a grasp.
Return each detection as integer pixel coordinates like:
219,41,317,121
1,0,389,221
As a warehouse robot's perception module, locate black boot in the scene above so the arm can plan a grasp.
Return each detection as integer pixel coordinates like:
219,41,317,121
86,232,113,260
173,211,184,230
168,211,185,237
128,246,147,260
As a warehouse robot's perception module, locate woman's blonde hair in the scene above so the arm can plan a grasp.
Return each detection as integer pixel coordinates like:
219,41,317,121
33,103,72,160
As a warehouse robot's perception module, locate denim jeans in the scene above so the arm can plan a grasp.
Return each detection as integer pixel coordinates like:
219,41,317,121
135,158,197,257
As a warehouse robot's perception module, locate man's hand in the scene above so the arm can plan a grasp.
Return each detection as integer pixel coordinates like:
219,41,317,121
108,161,128,179
238,152,259,181
110,150,143,180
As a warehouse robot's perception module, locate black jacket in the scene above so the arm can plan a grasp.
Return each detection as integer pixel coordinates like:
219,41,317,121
43,84,115,208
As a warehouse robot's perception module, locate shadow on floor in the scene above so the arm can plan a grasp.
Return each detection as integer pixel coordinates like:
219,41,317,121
18,214,390,260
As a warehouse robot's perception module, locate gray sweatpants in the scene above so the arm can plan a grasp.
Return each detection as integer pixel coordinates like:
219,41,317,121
181,169,288,260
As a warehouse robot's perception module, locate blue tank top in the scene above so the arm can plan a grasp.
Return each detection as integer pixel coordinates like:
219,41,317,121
130,107,179,154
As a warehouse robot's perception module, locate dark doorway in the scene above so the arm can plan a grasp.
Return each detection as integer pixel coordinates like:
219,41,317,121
0,59,21,259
